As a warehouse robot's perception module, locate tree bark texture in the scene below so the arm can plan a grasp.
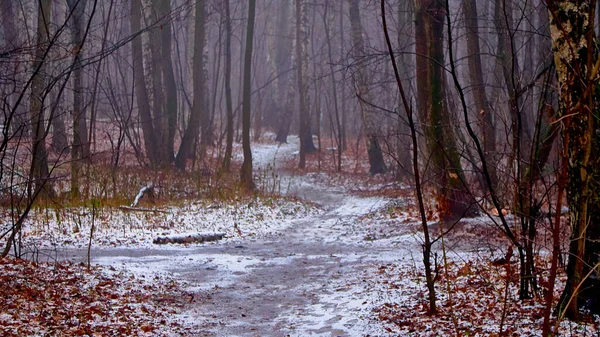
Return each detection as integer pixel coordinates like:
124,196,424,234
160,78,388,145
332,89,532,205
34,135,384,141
297,0,316,169
348,0,387,175
464,0,496,187
275,0,294,144
160,0,178,162
222,0,234,172
1,0,29,138
175,0,206,170
240,0,256,190
67,0,89,198
131,0,158,167
548,0,600,320
29,0,52,197
414,0,476,220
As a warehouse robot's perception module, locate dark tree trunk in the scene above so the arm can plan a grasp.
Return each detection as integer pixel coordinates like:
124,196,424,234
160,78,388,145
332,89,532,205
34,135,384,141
222,0,234,172
131,0,158,166
275,0,294,144
324,0,342,171
149,0,168,165
347,0,386,175
160,0,178,162
395,0,413,180
1,0,29,138
240,0,257,190
414,0,476,220
50,93,68,154
464,0,496,187
29,0,52,197
175,0,206,171
297,0,315,168
67,0,89,198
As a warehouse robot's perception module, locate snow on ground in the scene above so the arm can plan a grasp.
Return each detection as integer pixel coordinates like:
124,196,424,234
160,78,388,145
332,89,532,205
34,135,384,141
3,134,598,336
13,197,320,251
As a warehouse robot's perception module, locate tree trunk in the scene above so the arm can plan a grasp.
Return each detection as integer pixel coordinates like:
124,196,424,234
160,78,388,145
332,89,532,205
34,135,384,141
395,0,413,180
275,0,294,144
222,0,234,172
200,31,212,151
29,0,53,198
382,0,436,313
297,0,316,169
493,0,522,180
347,0,386,175
67,0,89,199
548,0,600,320
464,0,496,187
340,0,347,152
240,0,257,190
175,0,206,171
1,0,29,138
324,0,342,171
50,92,68,154
160,0,177,162
131,0,158,166
414,0,476,220
149,0,168,165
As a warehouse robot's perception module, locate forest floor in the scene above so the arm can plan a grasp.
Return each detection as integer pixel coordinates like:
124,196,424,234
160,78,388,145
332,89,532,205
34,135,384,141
1,135,599,336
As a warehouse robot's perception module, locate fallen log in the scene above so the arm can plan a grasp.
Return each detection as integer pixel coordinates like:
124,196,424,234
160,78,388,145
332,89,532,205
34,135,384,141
119,206,170,214
153,232,225,245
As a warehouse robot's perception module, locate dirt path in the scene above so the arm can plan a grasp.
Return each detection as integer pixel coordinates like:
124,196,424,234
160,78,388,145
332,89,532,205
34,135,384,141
56,185,412,336
54,140,416,336
175,187,409,336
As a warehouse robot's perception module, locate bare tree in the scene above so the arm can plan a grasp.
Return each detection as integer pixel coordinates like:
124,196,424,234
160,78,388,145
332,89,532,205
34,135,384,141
240,0,256,190
274,0,294,144
347,0,386,175
414,0,475,220
176,0,206,170
1,0,29,138
66,0,90,198
381,0,436,314
464,0,496,187
131,0,158,166
297,0,316,169
160,0,178,162
221,0,234,172
29,0,53,198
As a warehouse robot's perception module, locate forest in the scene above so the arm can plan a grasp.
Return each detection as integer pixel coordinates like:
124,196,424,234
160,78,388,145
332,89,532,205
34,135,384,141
1,0,599,336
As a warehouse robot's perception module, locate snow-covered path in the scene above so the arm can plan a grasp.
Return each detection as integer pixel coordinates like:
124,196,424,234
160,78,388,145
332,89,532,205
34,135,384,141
56,137,417,336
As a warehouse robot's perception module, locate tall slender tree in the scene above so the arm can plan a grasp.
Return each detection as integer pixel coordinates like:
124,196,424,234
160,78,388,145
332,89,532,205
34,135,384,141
297,0,316,168
275,0,294,144
175,0,206,170
131,0,158,166
1,0,29,138
240,0,256,189
464,0,496,187
67,0,89,198
222,0,234,172
160,0,178,162
29,0,53,198
348,0,387,175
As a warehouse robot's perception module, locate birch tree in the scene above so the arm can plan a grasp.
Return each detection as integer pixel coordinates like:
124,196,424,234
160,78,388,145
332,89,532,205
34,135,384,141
547,0,600,320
